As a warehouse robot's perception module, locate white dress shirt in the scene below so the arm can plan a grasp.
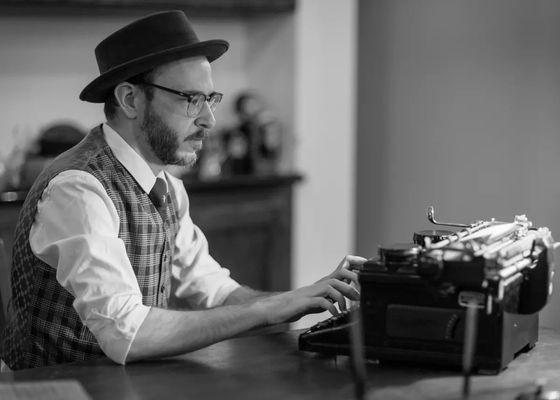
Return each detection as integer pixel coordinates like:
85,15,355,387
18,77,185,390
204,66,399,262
28,123,240,364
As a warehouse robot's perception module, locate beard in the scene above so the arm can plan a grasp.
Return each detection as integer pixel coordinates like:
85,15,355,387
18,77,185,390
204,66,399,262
140,103,198,167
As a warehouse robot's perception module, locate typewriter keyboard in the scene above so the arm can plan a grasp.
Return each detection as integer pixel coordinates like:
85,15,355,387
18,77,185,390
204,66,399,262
308,309,353,332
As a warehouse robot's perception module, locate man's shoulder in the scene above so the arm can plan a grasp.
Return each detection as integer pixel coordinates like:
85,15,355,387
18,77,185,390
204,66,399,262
23,126,115,203
48,125,112,174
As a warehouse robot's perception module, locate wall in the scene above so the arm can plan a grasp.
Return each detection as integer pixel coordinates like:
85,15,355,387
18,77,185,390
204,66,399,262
356,0,560,330
0,12,291,161
246,14,295,171
292,0,357,328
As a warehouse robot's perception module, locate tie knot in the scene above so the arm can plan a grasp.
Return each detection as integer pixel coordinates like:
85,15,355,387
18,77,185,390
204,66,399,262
149,177,168,209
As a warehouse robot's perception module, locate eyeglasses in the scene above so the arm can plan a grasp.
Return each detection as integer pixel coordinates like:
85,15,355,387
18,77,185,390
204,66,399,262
137,81,223,118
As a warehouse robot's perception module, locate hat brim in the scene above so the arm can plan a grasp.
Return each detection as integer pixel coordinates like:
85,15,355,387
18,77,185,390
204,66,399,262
79,39,229,103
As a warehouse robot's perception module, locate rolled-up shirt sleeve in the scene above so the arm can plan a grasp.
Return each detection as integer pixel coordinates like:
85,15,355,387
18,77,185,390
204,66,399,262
167,174,240,309
29,170,150,365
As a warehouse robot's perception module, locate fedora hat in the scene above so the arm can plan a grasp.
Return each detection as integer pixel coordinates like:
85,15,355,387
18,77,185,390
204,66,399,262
80,10,229,103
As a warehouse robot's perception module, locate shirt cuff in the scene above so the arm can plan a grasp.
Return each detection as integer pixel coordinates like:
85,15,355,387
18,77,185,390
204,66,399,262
86,302,151,365
212,279,242,306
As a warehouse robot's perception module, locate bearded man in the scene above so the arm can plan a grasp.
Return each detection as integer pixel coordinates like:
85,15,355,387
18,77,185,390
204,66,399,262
0,10,364,370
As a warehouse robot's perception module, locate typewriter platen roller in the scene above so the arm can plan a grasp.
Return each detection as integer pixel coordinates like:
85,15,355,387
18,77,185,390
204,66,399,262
299,207,557,373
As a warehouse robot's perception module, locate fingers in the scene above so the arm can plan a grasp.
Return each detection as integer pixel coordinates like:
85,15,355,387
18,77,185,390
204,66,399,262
337,254,368,271
282,255,367,320
278,277,360,321
316,254,366,285
326,285,347,312
331,267,359,285
313,297,339,316
327,279,360,301
307,278,360,313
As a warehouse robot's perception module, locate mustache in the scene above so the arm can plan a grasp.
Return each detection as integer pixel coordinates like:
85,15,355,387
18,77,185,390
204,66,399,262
186,130,207,141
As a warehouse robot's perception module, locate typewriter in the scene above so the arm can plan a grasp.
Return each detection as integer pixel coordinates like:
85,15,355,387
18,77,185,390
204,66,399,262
299,207,557,373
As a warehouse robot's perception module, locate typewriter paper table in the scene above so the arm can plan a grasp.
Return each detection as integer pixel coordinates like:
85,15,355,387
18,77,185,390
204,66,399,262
1,329,559,400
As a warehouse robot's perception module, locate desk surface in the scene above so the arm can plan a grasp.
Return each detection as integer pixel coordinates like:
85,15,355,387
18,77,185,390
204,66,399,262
1,329,560,400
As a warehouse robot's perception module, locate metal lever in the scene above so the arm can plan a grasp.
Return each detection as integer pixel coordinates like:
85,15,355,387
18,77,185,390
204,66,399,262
462,301,479,399
427,206,470,228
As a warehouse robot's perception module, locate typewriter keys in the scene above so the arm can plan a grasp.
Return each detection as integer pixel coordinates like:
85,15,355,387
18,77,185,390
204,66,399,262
413,229,454,246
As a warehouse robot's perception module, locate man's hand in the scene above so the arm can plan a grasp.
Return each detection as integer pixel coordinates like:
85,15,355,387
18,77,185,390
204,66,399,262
251,255,367,325
315,254,365,286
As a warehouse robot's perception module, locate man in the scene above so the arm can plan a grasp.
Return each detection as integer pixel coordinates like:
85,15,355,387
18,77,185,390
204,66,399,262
0,10,365,370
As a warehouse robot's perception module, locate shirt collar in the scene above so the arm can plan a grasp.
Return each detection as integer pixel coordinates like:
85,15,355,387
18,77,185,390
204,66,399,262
102,123,167,194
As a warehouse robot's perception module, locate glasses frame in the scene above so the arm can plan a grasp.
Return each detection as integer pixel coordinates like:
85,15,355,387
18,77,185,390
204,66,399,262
136,81,223,117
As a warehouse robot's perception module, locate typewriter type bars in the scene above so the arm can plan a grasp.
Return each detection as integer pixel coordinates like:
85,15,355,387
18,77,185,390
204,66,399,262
423,206,555,316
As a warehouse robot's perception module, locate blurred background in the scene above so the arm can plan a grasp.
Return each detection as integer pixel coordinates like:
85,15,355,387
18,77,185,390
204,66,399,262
1,0,560,331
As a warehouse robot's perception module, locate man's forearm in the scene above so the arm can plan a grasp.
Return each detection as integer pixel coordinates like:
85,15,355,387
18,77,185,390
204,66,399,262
222,285,283,305
126,303,267,362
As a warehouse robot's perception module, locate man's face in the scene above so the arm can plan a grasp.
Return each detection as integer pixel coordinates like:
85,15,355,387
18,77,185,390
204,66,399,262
137,57,216,166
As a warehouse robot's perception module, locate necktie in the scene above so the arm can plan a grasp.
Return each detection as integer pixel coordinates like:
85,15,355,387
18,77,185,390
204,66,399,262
149,177,168,216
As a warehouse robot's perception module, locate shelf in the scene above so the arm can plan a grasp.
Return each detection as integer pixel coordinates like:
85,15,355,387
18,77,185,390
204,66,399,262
183,173,302,192
0,0,296,16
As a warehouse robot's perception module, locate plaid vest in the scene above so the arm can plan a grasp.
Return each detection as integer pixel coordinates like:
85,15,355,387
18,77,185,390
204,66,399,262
0,125,179,369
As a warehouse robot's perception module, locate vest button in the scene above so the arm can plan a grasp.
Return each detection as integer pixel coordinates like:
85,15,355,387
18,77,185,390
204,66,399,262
160,285,165,293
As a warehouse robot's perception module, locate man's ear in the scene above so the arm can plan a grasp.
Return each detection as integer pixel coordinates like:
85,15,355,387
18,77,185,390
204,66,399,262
113,82,142,119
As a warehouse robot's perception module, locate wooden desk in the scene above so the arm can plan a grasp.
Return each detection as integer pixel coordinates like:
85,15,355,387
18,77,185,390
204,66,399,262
1,329,560,400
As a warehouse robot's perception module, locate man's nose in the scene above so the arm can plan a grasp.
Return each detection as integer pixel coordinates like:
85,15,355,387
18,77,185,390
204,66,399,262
195,102,216,130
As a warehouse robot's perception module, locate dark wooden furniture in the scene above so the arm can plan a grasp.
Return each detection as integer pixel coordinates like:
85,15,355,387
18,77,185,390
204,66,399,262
1,328,560,399
0,239,8,336
0,192,24,272
0,174,301,295
184,174,301,292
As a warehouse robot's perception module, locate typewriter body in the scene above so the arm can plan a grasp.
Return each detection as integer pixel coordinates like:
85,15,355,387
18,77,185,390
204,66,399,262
299,207,557,373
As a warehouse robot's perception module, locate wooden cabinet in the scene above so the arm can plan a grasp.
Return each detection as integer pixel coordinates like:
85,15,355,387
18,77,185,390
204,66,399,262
0,194,25,266
186,174,300,291
0,174,301,294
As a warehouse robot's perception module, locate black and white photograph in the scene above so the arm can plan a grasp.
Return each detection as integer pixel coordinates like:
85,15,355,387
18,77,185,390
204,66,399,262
0,1,560,399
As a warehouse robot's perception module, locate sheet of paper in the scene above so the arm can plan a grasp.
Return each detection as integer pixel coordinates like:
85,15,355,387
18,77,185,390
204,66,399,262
0,380,91,400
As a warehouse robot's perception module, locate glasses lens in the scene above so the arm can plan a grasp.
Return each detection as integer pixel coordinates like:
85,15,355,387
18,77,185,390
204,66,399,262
186,93,223,117
208,93,223,111
187,94,206,117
